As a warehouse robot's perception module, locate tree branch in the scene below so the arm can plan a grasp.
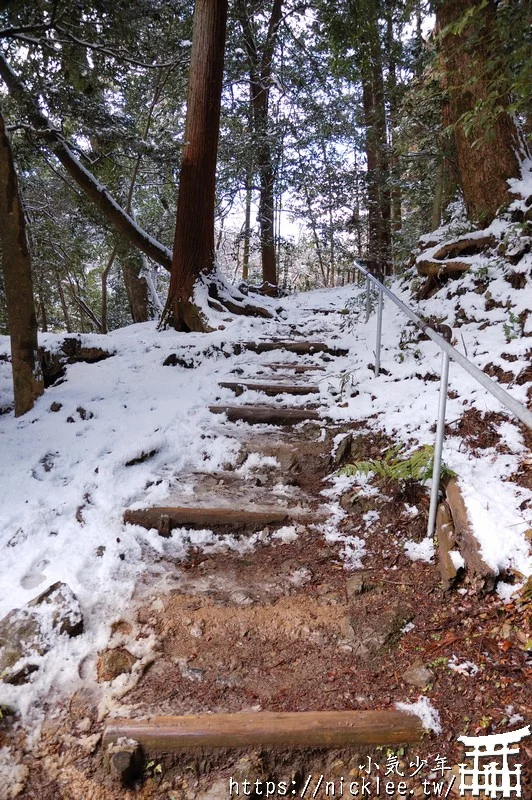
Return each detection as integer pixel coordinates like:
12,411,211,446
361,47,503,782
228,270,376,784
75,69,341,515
0,51,173,271
53,25,184,70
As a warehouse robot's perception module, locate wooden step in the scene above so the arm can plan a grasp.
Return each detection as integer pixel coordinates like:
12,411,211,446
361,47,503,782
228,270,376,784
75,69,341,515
219,381,319,396
266,362,326,373
444,478,497,590
124,506,290,536
436,501,460,592
103,710,424,756
242,341,348,356
209,404,320,425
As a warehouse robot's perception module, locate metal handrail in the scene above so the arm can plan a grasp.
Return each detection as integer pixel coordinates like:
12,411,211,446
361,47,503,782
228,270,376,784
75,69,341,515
353,260,532,540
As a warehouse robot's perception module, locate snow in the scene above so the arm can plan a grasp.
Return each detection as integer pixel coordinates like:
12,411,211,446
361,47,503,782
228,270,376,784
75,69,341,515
0,243,531,721
238,453,280,477
496,581,522,603
404,537,435,563
272,525,299,544
0,748,28,799
447,655,479,677
449,550,465,571
395,696,442,734
508,157,532,204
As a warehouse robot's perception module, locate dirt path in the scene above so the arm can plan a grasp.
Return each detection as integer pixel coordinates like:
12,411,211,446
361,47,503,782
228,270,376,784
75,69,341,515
2,339,531,800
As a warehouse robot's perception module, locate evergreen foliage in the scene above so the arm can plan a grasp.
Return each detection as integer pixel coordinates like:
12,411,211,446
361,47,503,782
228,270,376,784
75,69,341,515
338,443,456,484
0,0,529,335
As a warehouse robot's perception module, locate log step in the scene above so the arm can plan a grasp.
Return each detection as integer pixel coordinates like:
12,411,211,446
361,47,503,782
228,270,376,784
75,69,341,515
124,506,290,536
103,710,424,754
444,477,497,590
242,341,348,356
209,404,320,425
436,501,460,592
219,381,319,396
266,362,326,372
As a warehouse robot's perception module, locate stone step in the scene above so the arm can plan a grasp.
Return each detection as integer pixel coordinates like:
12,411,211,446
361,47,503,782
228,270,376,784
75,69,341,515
219,381,319,396
209,404,321,425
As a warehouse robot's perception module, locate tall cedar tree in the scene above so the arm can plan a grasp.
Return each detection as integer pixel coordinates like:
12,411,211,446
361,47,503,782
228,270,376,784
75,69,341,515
359,2,392,274
236,0,283,294
436,0,526,223
321,0,393,274
161,0,228,331
0,108,44,415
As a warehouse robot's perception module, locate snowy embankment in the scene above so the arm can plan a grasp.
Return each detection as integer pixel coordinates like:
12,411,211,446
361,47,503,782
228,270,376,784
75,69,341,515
0,233,531,718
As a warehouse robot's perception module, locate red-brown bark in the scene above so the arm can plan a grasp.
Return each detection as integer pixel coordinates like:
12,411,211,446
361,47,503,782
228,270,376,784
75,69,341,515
237,0,283,295
0,107,44,416
161,0,228,331
436,0,525,223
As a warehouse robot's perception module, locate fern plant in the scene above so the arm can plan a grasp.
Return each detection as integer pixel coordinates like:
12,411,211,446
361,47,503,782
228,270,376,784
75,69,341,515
338,443,456,484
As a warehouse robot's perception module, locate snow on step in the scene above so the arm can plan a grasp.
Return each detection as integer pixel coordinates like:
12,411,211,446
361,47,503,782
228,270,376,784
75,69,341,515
124,506,292,537
265,362,326,372
219,381,319,396
209,404,321,425
241,341,348,356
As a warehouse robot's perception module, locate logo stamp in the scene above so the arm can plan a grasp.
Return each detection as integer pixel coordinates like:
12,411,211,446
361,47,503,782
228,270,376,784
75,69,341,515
457,726,531,798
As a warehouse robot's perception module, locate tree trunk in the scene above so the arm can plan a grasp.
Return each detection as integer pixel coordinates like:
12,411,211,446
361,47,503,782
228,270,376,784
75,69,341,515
56,274,72,333
359,9,392,277
242,172,252,282
386,5,402,259
237,0,283,296
362,69,391,275
0,107,44,416
101,243,119,334
257,136,277,293
436,0,526,224
39,291,48,332
117,240,150,323
161,0,228,331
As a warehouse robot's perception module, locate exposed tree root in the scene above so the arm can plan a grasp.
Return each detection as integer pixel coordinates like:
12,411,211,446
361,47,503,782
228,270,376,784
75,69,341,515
431,234,497,261
159,273,274,332
417,258,473,277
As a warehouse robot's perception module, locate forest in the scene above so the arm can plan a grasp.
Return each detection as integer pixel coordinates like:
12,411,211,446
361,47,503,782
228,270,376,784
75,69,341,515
0,0,529,413
0,1,531,797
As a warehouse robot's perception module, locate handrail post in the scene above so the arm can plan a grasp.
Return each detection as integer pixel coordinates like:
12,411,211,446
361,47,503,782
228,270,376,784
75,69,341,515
427,324,452,540
375,272,384,377
365,276,371,322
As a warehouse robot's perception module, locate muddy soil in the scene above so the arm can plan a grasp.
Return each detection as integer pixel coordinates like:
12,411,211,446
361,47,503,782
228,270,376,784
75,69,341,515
1,420,530,800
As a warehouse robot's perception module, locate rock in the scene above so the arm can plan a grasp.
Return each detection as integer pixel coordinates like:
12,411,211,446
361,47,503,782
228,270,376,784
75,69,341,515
110,620,133,637
28,581,83,636
163,353,196,368
49,402,62,412
346,573,368,598
40,340,113,387
333,434,353,467
0,610,43,684
0,582,83,684
350,607,414,661
97,647,137,683
402,662,434,688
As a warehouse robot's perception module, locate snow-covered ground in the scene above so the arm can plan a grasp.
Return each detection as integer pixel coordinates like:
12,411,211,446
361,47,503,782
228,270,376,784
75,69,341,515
0,244,531,720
